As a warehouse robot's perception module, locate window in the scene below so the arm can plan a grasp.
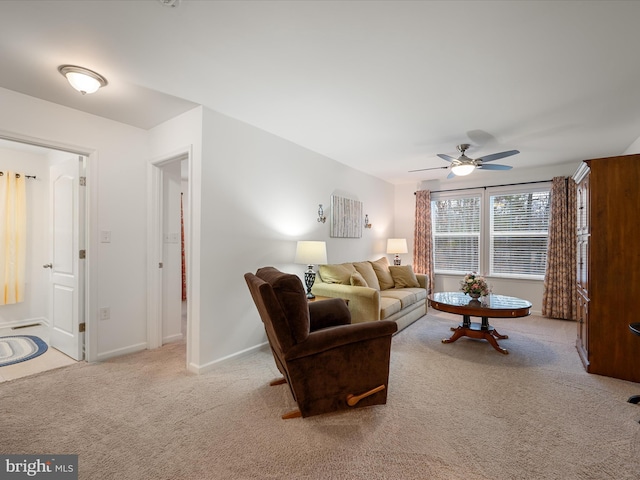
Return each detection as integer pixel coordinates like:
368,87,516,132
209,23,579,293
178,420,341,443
431,193,481,274
431,186,551,279
490,191,550,277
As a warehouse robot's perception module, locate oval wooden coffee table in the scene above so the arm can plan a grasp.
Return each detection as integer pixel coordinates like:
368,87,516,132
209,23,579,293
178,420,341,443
428,292,532,354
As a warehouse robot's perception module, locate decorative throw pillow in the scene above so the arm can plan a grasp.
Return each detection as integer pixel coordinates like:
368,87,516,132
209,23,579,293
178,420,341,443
352,261,381,290
318,263,356,284
389,265,420,288
350,271,369,287
370,257,395,290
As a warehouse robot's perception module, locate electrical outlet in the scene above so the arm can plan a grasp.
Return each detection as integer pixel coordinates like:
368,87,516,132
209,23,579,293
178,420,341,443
100,230,111,243
99,307,110,321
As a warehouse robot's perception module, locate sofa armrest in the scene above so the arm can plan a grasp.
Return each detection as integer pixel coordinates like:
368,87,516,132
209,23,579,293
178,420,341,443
308,297,351,331
416,274,429,293
285,321,398,361
311,282,381,323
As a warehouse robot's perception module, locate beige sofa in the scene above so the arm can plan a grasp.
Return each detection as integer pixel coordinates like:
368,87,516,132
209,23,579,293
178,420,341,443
311,257,428,332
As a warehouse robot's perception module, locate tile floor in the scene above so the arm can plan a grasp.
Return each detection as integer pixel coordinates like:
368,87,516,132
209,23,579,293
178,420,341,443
0,323,77,382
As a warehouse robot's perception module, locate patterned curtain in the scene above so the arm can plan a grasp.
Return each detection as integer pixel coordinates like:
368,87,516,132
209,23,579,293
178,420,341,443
413,190,434,293
0,171,26,305
542,177,577,320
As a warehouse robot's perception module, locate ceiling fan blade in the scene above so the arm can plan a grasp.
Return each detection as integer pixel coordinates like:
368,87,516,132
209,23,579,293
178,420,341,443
447,171,456,179
478,163,512,171
477,150,520,163
437,153,456,162
408,166,449,173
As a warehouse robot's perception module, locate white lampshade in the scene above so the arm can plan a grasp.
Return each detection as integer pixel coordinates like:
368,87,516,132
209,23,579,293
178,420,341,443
295,241,327,265
386,238,408,254
58,65,108,95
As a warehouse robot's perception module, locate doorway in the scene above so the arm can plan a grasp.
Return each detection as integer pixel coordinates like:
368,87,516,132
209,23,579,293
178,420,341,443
147,149,192,367
0,136,92,376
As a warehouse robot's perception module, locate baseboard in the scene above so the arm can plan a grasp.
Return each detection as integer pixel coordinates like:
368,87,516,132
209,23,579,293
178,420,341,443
162,333,184,344
0,317,48,330
188,341,269,374
96,342,147,362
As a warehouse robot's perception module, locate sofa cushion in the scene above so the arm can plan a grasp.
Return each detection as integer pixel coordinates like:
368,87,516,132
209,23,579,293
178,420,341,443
319,263,356,284
404,287,427,302
353,261,381,290
381,289,417,309
389,265,420,288
379,296,402,319
350,271,368,287
370,257,395,290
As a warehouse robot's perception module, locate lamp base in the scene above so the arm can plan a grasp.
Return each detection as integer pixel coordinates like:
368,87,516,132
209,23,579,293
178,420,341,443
394,255,401,266
304,267,316,299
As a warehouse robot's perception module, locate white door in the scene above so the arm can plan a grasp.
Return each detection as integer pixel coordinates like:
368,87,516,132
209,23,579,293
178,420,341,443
48,156,84,360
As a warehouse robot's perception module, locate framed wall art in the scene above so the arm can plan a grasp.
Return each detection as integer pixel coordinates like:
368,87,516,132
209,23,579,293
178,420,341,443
330,195,362,238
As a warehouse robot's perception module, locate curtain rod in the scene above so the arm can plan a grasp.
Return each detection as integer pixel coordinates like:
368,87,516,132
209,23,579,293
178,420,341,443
415,179,552,195
0,171,37,179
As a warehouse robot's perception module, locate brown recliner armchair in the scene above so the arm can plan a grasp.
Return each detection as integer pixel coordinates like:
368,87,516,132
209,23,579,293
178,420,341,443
244,266,397,419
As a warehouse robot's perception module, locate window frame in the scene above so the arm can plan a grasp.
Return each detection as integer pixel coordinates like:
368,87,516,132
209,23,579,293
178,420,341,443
431,183,551,280
430,189,484,276
486,184,551,280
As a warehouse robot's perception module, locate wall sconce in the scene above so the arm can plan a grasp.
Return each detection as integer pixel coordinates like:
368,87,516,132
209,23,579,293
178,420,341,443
58,65,108,95
364,214,372,229
317,204,326,223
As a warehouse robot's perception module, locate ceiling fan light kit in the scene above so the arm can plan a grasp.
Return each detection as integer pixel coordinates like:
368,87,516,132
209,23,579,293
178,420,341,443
450,163,475,176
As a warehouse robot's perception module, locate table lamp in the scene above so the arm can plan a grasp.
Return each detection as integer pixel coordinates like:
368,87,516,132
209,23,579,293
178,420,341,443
386,238,408,266
295,241,328,298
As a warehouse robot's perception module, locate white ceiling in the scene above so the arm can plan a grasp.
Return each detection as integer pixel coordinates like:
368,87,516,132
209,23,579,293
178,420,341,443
1,0,639,184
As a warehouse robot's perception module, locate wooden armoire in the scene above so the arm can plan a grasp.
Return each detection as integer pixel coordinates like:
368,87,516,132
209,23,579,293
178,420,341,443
573,154,640,383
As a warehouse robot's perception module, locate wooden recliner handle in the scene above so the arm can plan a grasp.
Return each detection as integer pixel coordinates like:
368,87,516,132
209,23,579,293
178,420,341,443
346,385,386,407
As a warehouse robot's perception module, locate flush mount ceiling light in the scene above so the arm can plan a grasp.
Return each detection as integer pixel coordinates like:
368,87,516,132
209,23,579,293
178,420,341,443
58,65,108,95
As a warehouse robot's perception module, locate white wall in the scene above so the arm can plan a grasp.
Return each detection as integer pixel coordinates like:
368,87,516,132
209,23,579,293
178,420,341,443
149,106,396,371
623,134,640,154
196,108,395,370
394,161,583,314
0,87,150,361
0,147,49,326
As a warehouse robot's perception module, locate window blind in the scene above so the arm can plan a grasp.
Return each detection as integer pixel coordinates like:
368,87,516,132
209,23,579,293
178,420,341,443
490,191,550,277
431,195,481,273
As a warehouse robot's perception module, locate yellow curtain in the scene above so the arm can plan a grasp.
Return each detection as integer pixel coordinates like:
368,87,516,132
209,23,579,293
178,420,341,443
0,171,26,305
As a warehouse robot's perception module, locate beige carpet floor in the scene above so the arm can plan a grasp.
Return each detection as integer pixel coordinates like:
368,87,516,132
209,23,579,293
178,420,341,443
1,312,639,479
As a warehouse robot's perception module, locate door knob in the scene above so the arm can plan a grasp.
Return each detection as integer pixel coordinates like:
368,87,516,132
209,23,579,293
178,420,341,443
43,263,53,269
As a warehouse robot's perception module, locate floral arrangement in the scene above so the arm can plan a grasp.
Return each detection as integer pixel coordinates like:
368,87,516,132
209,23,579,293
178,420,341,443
460,272,490,297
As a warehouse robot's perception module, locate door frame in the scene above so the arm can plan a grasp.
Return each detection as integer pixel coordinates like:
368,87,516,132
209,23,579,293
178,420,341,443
0,131,96,362
147,146,195,369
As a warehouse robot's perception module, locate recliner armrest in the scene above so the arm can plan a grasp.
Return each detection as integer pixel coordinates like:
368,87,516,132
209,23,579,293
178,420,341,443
285,320,397,361
309,298,351,331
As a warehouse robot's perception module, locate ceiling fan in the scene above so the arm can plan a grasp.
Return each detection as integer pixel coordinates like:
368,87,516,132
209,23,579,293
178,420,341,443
410,143,520,179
